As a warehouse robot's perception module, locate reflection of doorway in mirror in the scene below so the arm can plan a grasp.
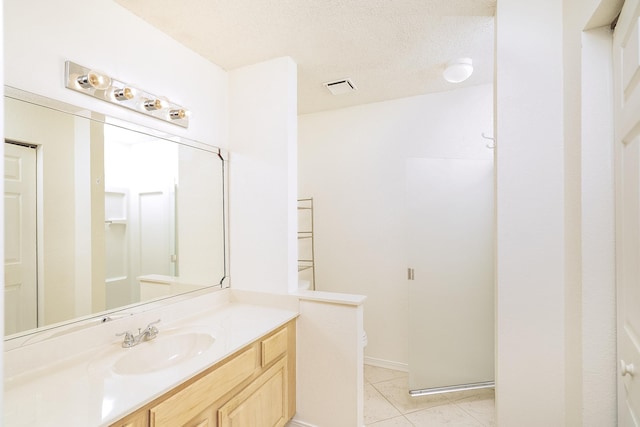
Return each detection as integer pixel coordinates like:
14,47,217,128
104,136,178,306
137,188,176,274
105,188,130,310
4,142,38,334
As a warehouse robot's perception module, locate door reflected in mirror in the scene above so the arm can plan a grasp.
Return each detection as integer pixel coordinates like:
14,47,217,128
3,91,227,337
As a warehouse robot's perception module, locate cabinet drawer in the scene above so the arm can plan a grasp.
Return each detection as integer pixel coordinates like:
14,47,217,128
261,328,288,367
150,346,257,426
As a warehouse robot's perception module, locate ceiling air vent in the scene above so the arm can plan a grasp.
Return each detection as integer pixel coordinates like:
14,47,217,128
323,78,357,95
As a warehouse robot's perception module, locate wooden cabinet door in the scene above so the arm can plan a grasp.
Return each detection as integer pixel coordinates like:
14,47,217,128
185,413,216,427
110,410,148,427
218,358,288,427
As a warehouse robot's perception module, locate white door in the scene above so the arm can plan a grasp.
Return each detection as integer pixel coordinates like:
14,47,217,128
406,158,494,394
615,1,640,423
105,188,131,309
130,188,176,280
138,189,173,276
4,142,37,335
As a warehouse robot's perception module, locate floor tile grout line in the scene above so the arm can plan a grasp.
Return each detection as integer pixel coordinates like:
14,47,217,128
451,402,484,427
365,366,494,426
367,386,494,426
369,380,408,416
364,381,405,425
402,414,417,427
369,379,455,416
450,397,495,427
365,375,409,386
366,414,417,427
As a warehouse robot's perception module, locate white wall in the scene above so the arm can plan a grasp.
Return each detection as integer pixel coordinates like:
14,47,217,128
298,84,493,367
495,2,567,424
295,295,365,427
4,0,228,148
228,57,298,295
495,0,617,425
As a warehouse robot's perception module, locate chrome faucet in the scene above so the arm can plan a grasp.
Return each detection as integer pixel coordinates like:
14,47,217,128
116,319,161,348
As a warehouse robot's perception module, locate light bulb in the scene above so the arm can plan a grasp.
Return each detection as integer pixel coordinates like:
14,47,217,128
143,98,163,111
113,87,134,101
76,70,112,90
169,109,187,120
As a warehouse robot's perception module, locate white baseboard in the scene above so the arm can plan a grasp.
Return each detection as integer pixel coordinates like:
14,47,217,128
287,418,317,427
364,356,408,372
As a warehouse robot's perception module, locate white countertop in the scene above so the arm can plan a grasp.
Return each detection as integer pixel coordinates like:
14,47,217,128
4,302,298,427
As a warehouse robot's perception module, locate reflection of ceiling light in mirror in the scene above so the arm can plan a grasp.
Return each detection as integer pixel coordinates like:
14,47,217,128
443,58,473,83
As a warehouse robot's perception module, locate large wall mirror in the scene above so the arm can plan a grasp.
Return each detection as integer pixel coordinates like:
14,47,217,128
4,87,228,339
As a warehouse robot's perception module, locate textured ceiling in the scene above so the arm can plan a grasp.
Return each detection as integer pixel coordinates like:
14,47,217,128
114,0,495,114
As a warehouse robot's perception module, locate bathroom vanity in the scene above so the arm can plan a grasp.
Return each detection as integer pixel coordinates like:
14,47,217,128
3,290,298,427
112,320,296,427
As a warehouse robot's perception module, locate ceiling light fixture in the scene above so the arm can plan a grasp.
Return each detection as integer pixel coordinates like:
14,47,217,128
443,58,474,83
65,61,190,128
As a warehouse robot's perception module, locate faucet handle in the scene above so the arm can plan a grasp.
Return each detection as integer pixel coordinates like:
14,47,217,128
146,319,161,328
145,319,161,339
146,319,161,332
116,330,135,348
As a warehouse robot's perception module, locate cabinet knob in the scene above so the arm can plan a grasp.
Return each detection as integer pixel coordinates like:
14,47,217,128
621,360,635,377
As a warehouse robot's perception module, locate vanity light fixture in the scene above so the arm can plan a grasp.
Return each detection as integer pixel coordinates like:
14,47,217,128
65,61,190,128
443,58,474,83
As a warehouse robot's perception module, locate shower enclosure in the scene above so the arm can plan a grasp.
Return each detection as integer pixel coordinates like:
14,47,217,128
406,157,494,395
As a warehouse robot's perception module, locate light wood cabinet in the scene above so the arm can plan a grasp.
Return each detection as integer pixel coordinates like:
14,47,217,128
218,358,288,427
111,411,148,427
110,320,296,427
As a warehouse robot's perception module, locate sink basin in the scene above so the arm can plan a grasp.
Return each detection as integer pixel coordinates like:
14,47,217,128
112,332,215,375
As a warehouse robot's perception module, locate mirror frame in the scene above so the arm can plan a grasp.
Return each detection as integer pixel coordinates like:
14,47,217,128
3,86,230,346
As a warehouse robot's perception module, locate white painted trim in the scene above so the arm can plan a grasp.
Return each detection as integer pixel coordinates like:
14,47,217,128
293,289,367,306
287,417,318,427
580,25,617,425
364,357,408,372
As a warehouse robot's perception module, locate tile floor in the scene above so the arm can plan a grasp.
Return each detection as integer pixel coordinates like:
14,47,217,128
364,365,495,426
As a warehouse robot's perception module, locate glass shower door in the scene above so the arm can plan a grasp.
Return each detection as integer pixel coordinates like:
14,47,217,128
406,157,494,395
